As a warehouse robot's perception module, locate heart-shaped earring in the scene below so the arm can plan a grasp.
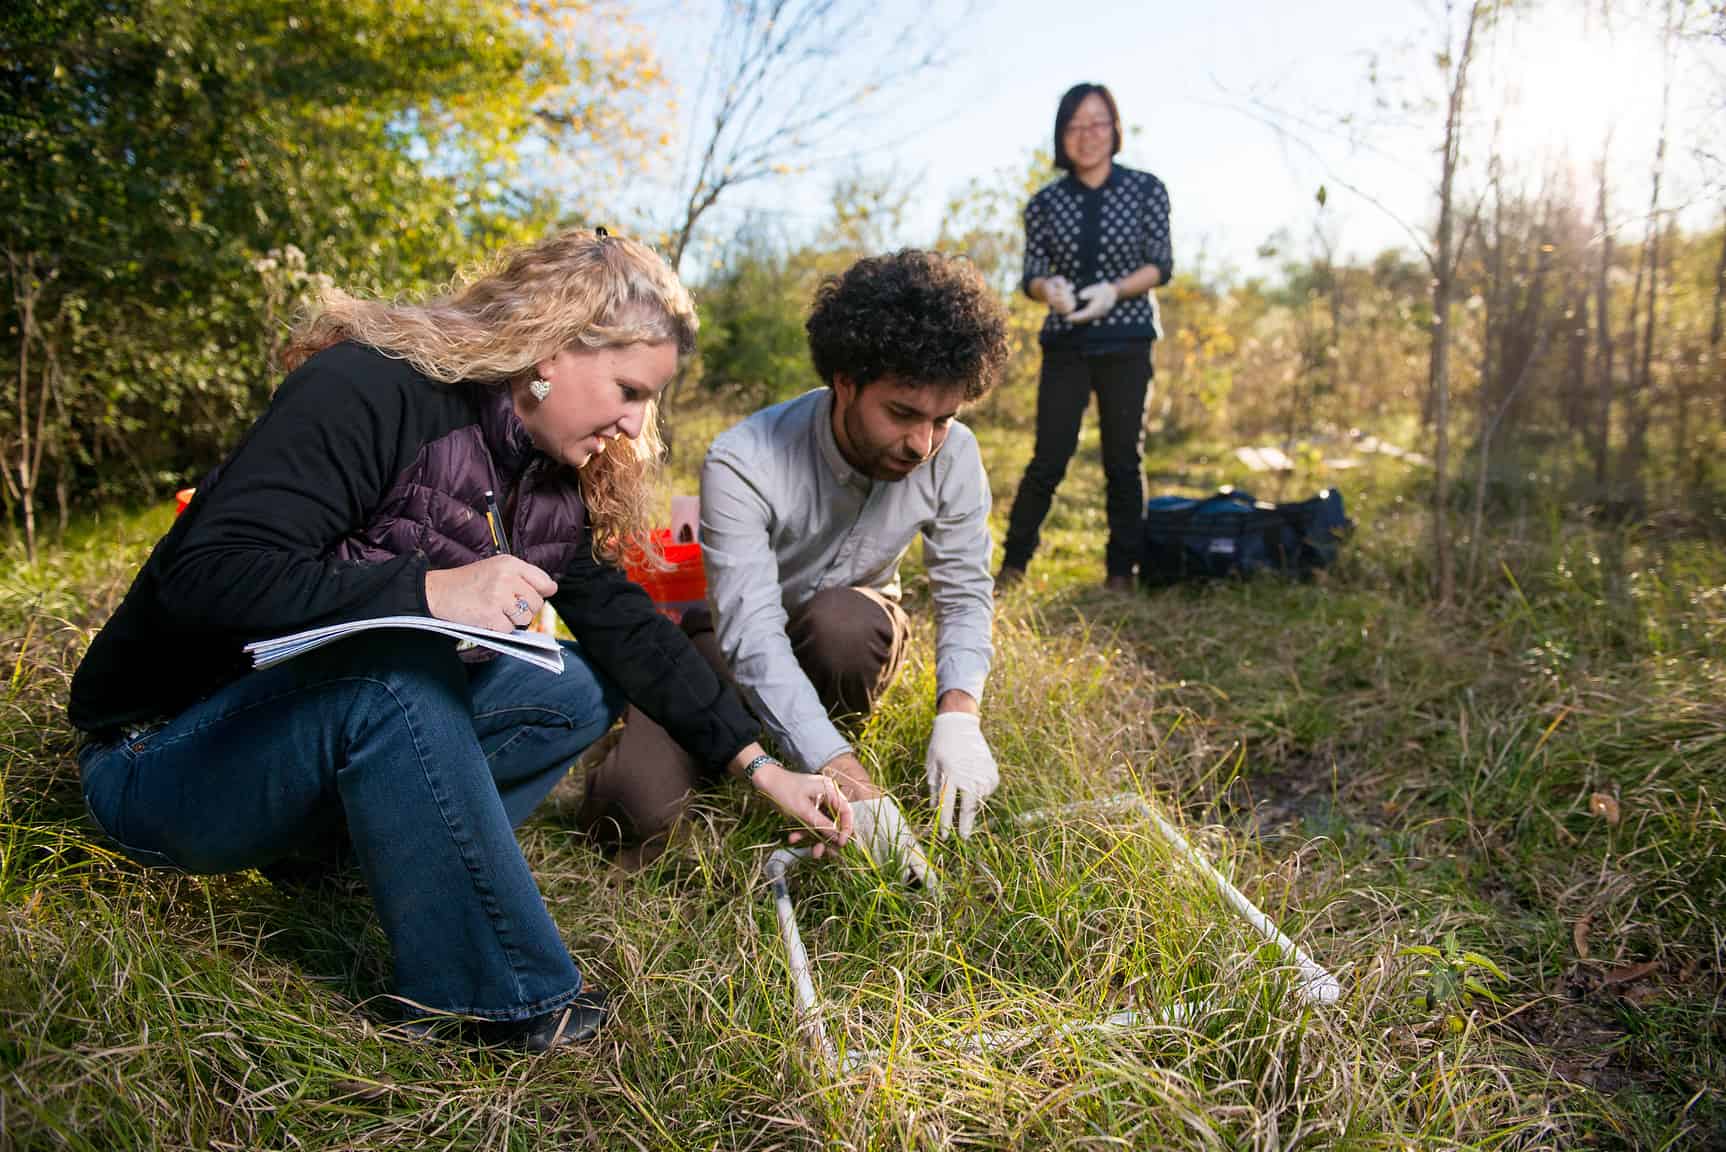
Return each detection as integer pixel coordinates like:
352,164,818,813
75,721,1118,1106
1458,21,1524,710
528,376,552,402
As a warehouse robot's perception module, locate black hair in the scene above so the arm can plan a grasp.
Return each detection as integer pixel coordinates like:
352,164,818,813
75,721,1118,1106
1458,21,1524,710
805,250,1009,403
1053,82,1122,172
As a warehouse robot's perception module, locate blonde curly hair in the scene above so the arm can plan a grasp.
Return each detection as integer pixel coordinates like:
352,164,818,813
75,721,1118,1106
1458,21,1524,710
284,228,695,563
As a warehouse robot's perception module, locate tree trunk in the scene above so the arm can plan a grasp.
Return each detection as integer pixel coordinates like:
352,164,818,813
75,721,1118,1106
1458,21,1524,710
1564,279,1590,444
1627,215,1663,502
7,249,39,564
1624,0,1674,505
1592,143,1615,495
1428,0,1482,608
1711,216,1726,356
1706,217,1726,492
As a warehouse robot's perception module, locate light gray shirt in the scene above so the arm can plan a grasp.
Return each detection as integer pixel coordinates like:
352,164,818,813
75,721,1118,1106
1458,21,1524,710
700,387,994,772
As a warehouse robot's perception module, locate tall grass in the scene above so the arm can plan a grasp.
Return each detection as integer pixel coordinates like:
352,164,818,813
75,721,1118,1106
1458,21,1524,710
0,418,1720,1148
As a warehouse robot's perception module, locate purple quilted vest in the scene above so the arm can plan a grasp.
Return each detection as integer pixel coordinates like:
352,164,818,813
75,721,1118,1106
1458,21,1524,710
332,386,586,578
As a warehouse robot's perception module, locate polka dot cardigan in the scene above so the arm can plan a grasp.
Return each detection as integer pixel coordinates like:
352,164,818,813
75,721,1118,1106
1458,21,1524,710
1021,164,1172,351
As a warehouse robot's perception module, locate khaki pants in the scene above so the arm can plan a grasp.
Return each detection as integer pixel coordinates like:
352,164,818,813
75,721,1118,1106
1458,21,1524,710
575,586,910,860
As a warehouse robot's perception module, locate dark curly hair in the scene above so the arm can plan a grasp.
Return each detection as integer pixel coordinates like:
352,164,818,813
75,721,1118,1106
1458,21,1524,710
805,250,1009,403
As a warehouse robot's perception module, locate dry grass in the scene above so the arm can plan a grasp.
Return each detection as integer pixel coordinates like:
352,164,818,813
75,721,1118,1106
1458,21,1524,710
0,414,1721,1148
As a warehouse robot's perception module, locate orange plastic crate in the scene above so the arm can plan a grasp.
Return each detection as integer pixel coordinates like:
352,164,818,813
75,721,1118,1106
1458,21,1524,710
623,529,707,622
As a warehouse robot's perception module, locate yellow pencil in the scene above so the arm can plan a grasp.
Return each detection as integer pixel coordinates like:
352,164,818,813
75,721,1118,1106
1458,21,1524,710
483,489,511,555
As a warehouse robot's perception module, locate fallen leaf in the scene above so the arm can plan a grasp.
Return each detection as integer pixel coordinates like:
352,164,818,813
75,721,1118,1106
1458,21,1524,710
1572,915,1591,960
1588,793,1621,826
330,1079,395,1101
1600,959,1658,986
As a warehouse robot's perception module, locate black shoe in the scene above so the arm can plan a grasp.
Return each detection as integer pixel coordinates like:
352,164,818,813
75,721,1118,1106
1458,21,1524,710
994,564,1026,592
386,988,610,1053
481,988,610,1053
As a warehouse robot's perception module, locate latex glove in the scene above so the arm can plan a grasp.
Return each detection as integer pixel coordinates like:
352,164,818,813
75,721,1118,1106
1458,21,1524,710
924,712,999,839
1068,280,1119,324
1042,275,1077,316
851,796,937,892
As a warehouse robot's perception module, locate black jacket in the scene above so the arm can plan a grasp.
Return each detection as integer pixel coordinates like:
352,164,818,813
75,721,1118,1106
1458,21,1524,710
70,343,756,779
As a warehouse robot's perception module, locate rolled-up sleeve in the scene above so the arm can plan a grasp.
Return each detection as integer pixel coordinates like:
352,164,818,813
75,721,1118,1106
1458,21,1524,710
701,448,851,773
921,431,994,703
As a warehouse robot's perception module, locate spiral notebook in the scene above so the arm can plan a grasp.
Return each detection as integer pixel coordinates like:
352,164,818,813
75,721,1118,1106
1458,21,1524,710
244,616,565,674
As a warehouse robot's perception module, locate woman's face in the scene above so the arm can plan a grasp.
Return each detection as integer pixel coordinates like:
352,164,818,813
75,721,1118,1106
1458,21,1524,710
1063,92,1116,173
515,341,677,469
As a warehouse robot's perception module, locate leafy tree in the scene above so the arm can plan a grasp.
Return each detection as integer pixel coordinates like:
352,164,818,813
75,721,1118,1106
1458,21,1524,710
696,232,815,410
1,0,661,559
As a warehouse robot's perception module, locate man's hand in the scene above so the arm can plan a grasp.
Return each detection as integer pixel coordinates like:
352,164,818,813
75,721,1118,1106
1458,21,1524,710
819,751,882,802
851,795,937,891
1068,280,1119,324
924,712,999,838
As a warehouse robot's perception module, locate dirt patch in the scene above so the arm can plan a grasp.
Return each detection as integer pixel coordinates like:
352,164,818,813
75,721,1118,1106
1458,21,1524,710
1213,755,1367,842
1505,991,1648,1096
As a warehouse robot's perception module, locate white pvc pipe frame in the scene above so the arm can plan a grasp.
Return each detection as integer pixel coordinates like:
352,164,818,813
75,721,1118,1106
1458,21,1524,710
1017,794,1344,1006
762,791,1342,1072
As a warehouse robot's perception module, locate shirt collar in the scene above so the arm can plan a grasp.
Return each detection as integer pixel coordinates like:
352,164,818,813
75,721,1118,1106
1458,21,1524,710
814,387,872,492
1063,164,1119,195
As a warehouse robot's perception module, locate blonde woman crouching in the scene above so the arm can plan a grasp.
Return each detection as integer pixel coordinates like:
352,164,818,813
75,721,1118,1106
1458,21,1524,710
69,229,850,1052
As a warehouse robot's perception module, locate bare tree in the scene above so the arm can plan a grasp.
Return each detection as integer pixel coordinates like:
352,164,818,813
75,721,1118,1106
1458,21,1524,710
5,248,55,564
1593,132,1616,493
1428,0,1487,607
664,0,953,275
1622,0,1680,503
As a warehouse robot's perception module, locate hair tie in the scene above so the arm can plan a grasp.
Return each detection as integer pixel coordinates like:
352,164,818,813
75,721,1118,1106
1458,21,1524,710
595,225,610,239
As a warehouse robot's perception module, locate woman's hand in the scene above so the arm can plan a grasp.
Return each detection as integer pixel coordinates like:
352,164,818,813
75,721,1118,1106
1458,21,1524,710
1068,280,1119,324
1037,275,1077,316
425,555,559,632
743,757,853,857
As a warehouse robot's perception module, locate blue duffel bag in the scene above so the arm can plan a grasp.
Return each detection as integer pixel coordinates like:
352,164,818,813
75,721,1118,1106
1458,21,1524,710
1140,487,1352,587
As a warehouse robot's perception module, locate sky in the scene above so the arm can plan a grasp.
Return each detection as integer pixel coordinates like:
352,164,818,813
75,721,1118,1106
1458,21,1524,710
610,0,1717,282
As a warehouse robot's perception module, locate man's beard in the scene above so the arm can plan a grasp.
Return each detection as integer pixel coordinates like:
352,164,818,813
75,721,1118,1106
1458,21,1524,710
843,405,923,481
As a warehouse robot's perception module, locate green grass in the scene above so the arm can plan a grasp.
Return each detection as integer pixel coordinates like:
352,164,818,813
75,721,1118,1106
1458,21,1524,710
1,402,1722,1148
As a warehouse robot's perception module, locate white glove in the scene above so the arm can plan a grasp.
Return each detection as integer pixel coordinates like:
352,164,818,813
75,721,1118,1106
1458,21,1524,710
924,712,999,839
1041,275,1077,316
851,796,937,892
1068,280,1119,324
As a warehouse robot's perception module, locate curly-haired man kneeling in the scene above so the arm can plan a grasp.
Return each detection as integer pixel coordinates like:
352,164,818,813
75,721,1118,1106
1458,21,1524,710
578,250,1010,884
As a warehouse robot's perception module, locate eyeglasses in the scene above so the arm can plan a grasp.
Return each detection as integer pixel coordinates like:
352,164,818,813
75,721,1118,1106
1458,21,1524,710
1063,119,1115,139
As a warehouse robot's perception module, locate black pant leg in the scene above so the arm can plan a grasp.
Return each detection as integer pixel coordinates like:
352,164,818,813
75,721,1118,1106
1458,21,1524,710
1002,345,1092,570
1092,344,1154,578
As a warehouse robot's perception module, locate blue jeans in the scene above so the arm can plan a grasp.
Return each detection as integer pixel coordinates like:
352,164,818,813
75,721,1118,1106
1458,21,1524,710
78,630,623,1021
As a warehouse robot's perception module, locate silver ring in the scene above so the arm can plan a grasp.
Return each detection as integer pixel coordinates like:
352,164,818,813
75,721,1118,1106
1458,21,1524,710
513,596,532,619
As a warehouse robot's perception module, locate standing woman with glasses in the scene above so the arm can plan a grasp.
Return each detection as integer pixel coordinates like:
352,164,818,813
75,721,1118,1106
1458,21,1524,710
997,82,1173,592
